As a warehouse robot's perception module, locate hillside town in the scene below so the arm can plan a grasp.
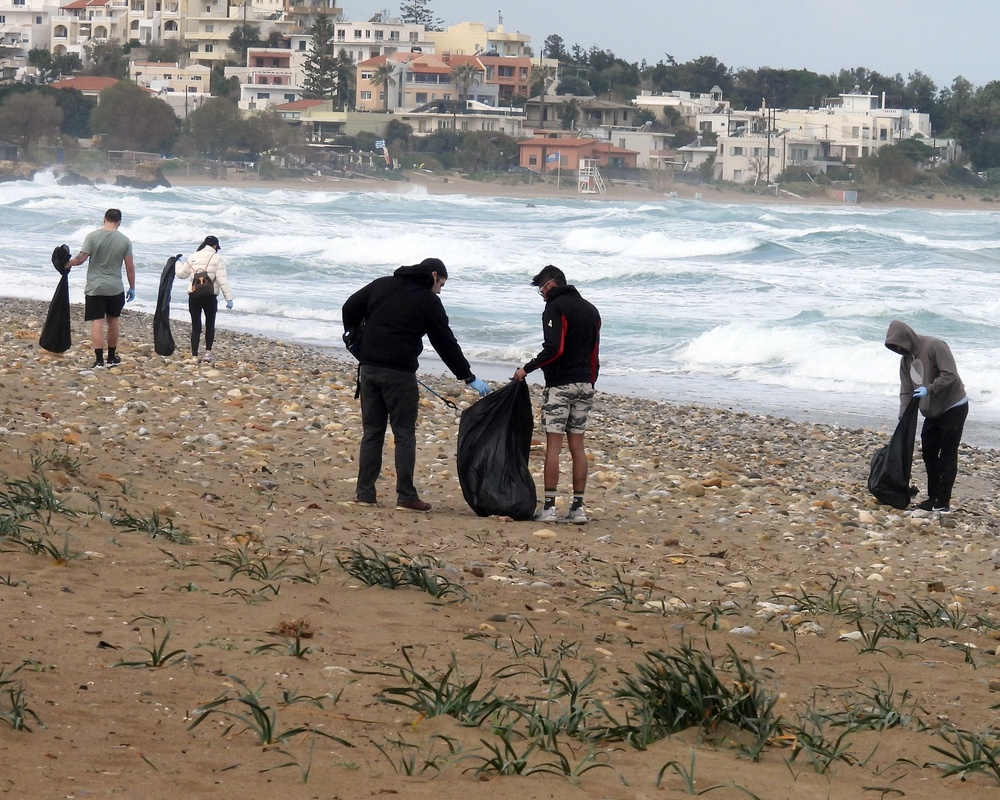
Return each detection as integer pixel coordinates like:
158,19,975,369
0,1,966,191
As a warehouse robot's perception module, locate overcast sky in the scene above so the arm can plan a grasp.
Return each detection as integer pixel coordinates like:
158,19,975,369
350,0,999,90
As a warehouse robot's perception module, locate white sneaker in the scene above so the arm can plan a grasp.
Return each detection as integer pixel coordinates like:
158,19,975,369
203,352,213,362
561,506,588,525
533,506,558,523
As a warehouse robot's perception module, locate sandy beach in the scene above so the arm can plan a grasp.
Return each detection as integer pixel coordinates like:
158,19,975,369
2,294,1000,798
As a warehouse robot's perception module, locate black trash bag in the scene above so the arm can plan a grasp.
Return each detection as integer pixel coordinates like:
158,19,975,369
153,254,181,357
868,396,921,509
457,380,537,520
39,268,71,354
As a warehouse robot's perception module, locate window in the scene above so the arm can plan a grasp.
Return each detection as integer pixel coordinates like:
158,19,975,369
360,70,372,79
389,31,398,41
409,31,418,42
205,44,213,52
751,147,761,157
528,155,538,166
284,93,295,102
336,31,345,40
730,146,744,156
257,92,270,99
299,40,307,49
204,24,213,32
415,92,427,103
0,15,5,22
37,15,42,22
190,75,200,80
733,169,743,181
14,0,26,5
768,147,777,156
360,91,371,100
353,29,361,39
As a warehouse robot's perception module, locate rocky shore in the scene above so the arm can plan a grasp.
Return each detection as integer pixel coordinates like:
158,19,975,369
2,299,1000,798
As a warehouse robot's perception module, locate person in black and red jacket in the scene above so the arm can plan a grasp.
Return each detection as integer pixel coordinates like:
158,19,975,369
343,257,489,512
514,265,601,524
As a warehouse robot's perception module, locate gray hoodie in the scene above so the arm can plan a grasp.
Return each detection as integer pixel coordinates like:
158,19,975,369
884,319,966,419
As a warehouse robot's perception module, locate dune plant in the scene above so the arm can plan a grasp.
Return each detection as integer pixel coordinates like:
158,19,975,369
114,628,189,668
338,545,467,600
926,726,1000,782
110,507,190,543
188,674,352,747
609,639,784,752
363,646,504,725
0,664,42,731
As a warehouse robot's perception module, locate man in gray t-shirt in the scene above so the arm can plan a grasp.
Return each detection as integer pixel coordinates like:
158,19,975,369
66,208,136,369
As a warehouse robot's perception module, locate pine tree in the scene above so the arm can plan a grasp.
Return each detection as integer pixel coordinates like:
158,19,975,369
302,15,338,99
399,0,442,30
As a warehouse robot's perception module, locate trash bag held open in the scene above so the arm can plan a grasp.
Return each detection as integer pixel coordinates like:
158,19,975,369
457,380,537,520
868,396,920,509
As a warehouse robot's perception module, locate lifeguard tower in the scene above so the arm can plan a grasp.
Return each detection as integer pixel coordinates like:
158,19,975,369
578,159,606,194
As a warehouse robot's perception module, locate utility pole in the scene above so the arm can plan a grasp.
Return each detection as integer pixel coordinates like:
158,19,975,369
766,105,772,183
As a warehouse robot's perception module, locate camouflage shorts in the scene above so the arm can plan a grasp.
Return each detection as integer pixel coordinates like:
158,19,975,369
541,383,595,435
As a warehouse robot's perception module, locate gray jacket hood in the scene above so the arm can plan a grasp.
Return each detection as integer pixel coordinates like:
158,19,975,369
884,319,966,418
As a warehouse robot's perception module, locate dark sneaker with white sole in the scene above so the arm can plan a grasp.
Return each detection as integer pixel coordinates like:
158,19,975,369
396,499,431,512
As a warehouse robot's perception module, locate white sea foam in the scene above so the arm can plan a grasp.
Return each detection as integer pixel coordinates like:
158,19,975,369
6,177,1000,445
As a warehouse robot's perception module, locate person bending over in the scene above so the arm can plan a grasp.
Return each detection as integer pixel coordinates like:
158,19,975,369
884,319,968,513
343,258,489,512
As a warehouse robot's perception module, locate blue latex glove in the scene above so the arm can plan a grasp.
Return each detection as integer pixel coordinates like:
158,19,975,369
913,386,928,398
125,287,135,302
226,300,234,310
469,377,490,397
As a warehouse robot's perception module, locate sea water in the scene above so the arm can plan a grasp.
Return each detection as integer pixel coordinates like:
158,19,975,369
3,171,999,447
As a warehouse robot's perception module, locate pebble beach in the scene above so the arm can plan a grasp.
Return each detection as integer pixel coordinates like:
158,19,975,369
3,298,1000,798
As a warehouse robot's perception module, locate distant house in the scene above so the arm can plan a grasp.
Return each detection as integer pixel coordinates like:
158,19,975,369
49,76,118,98
272,99,328,124
518,136,638,173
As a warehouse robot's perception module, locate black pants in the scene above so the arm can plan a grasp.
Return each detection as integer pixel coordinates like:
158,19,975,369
921,401,969,507
188,293,218,356
356,365,419,504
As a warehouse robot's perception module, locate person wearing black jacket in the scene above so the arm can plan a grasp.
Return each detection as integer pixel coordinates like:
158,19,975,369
343,258,489,512
514,265,601,524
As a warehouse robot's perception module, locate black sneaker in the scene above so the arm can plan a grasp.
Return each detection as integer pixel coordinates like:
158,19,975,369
108,354,121,366
932,504,952,514
915,498,936,511
90,361,105,369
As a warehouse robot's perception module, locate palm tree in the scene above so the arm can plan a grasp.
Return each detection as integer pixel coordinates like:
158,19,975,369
450,62,480,129
530,63,556,130
370,63,396,112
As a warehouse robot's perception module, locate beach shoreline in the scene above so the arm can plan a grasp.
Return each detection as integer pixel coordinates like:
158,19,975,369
60,160,997,212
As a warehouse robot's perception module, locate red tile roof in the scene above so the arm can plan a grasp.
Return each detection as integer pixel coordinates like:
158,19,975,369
50,76,119,93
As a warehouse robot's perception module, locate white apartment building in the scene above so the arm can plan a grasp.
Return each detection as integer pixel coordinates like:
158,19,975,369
0,0,57,59
50,0,129,60
714,92,943,184
224,37,307,110
330,10,431,64
632,87,729,128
